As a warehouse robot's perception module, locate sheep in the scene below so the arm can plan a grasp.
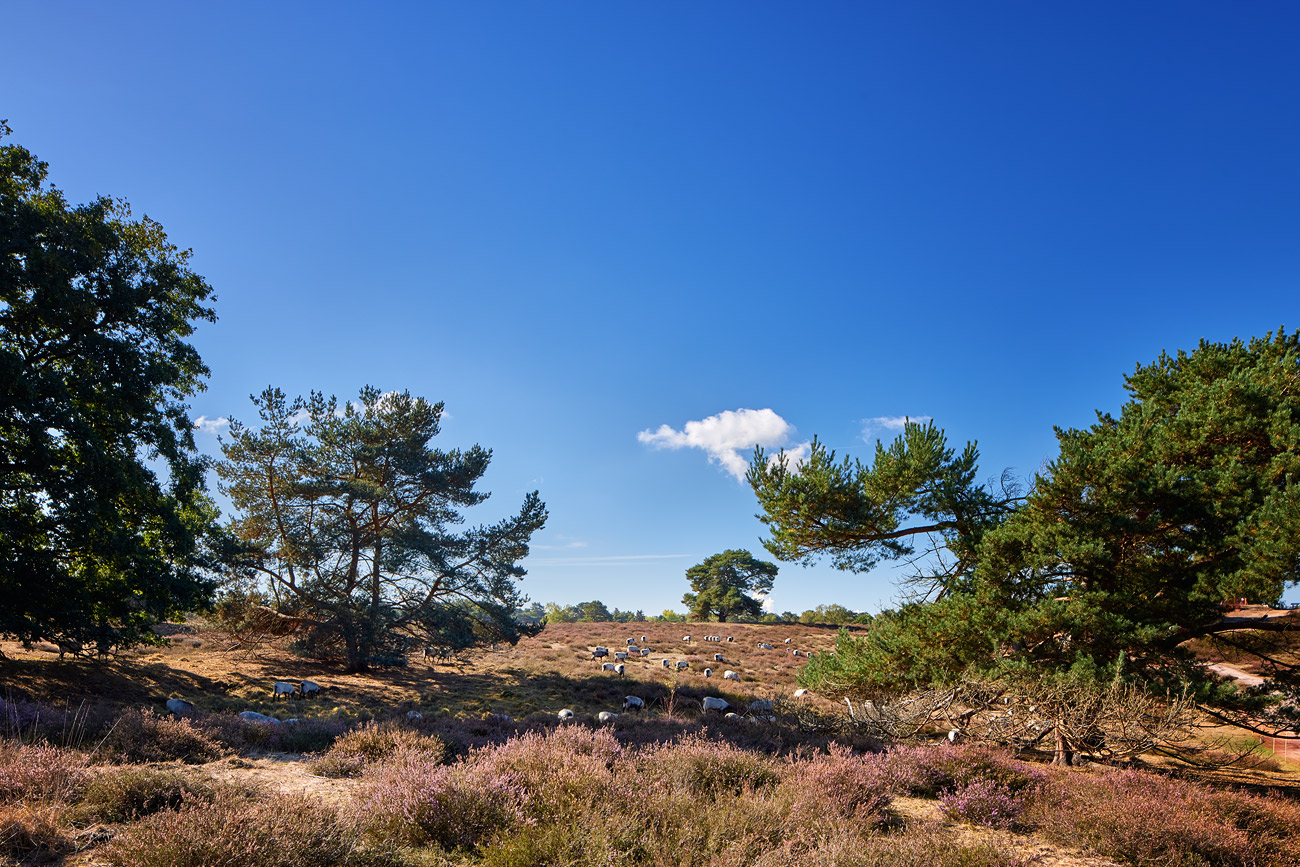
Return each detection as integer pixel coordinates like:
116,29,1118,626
165,698,194,716
640,635,647,643
623,696,645,711
792,650,804,657
238,710,280,724
272,680,296,700
407,710,424,721
713,653,724,662
592,647,609,659
300,680,321,698
640,648,651,656
602,662,619,672
748,699,774,714
676,660,689,670
701,697,729,713
615,663,627,676
598,711,619,723
723,670,740,681
614,651,629,661
756,642,774,650
626,645,640,654
726,636,734,642
682,635,691,642
947,729,963,743
627,638,636,645
784,638,792,644
703,668,712,678
793,688,809,698
662,658,673,668
485,712,513,723
724,712,740,720
557,709,575,720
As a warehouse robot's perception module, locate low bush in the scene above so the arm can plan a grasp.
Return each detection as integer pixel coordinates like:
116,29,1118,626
309,721,445,777
879,743,1041,799
358,758,526,850
938,773,1038,830
101,791,397,867
642,733,782,798
0,742,89,803
0,802,74,865
1031,768,1300,867
94,709,224,765
777,743,893,830
73,766,245,824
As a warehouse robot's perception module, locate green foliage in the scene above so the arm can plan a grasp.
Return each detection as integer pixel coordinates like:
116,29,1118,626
786,333,1300,709
682,549,778,622
0,123,220,653
217,386,547,672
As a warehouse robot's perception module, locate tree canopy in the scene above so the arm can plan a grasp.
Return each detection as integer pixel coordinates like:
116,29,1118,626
682,549,778,622
758,332,1300,750
217,386,547,672
0,123,220,654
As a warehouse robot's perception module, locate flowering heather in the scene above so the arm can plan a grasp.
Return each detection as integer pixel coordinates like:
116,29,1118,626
641,733,783,798
310,720,444,777
0,741,89,803
939,773,1039,829
1031,768,1300,867
357,758,526,850
778,743,893,829
94,709,225,764
878,743,1040,798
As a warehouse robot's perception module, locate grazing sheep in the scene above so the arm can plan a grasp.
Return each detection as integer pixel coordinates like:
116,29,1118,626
300,680,321,698
557,709,575,720
662,658,673,669
640,635,647,643
756,642,774,650
592,647,609,659
701,697,729,713
682,635,691,642
602,662,619,672
784,638,792,644
407,710,424,721
615,652,629,661
485,712,513,723
749,699,774,713
165,698,193,716
793,688,809,698
792,650,804,657
640,648,651,656
703,668,712,677
598,711,619,723
627,638,636,645
724,712,740,720
726,636,734,642
713,653,724,662
614,663,626,677
676,660,689,670
627,646,640,654
272,681,296,700
623,696,645,711
723,670,740,681
238,710,280,724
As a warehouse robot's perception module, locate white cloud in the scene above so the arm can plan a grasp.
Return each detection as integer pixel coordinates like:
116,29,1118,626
533,536,589,551
192,415,229,435
861,415,932,441
638,408,806,481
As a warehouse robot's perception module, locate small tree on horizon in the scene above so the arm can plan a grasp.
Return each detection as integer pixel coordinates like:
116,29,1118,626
682,549,778,622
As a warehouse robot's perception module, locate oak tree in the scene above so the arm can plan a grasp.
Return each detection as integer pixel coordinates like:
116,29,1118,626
682,549,778,622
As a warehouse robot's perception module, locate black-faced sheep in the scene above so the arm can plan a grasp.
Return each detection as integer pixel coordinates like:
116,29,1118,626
300,680,321,697
272,681,295,700
623,695,645,711
165,698,193,716
598,711,618,723
557,708,575,720
723,670,740,681
701,697,729,713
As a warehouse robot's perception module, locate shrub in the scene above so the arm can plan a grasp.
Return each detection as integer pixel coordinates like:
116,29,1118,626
73,767,244,824
94,709,224,764
750,824,1031,867
1030,768,1300,867
938,774,1038,830
777,744,892,830
357,759,526,850
642,734,782,799
0,742,89,803
101,791,396,867
0,802,74,865
879,743,1039,799
264,718,348,754
308,721,445,777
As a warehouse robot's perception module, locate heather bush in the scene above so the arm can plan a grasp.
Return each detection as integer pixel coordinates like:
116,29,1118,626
94,709,225,764
0,802,74,865
310,720,445,777
471,725,623,812
264,717,349,754
73,766,246,824
879,743,1039,799
0,741,89,803
938,773,1039,830
357,758,526,850
641,733,782,798
102,791,396,867
776,743,893,830
749,824,1031,867
1031,768,1300,867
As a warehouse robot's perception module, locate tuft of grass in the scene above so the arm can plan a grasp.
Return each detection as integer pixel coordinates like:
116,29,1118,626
0,802,75,865
72,766,253,824
309,721,445,778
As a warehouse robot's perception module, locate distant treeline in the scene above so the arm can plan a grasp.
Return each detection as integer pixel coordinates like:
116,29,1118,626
530,601,872,626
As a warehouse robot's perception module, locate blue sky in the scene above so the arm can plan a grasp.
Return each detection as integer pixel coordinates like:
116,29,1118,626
6,3,1298,613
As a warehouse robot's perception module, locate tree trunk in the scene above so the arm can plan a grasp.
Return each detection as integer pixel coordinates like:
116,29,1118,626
1052,725,1075,766
343,631,367,673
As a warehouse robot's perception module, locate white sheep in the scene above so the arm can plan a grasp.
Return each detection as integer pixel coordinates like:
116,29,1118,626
793,688,809,698
557,708,575,720
726,636,734,642
407,710,424,721
238,710,280,724
640,648,651,656
701,697,729,713
724,712,740,719
723,670,740,681
623,695,645,711
682,635,691,642
784,638,792,644
614,663,626,677
640,635,647,643
713,653,724,662
792,650,804,657
703,668,712,677
300,680,321,697
748,699,774,713
676,660,689,670
627,638,636,645
756,642,774,650
598,711,619,723
602,662,618,672
592,647,609,659
614,651,629,661
165,698,194,716
661,658,673,668
272,680,296,700
947,729,963,743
